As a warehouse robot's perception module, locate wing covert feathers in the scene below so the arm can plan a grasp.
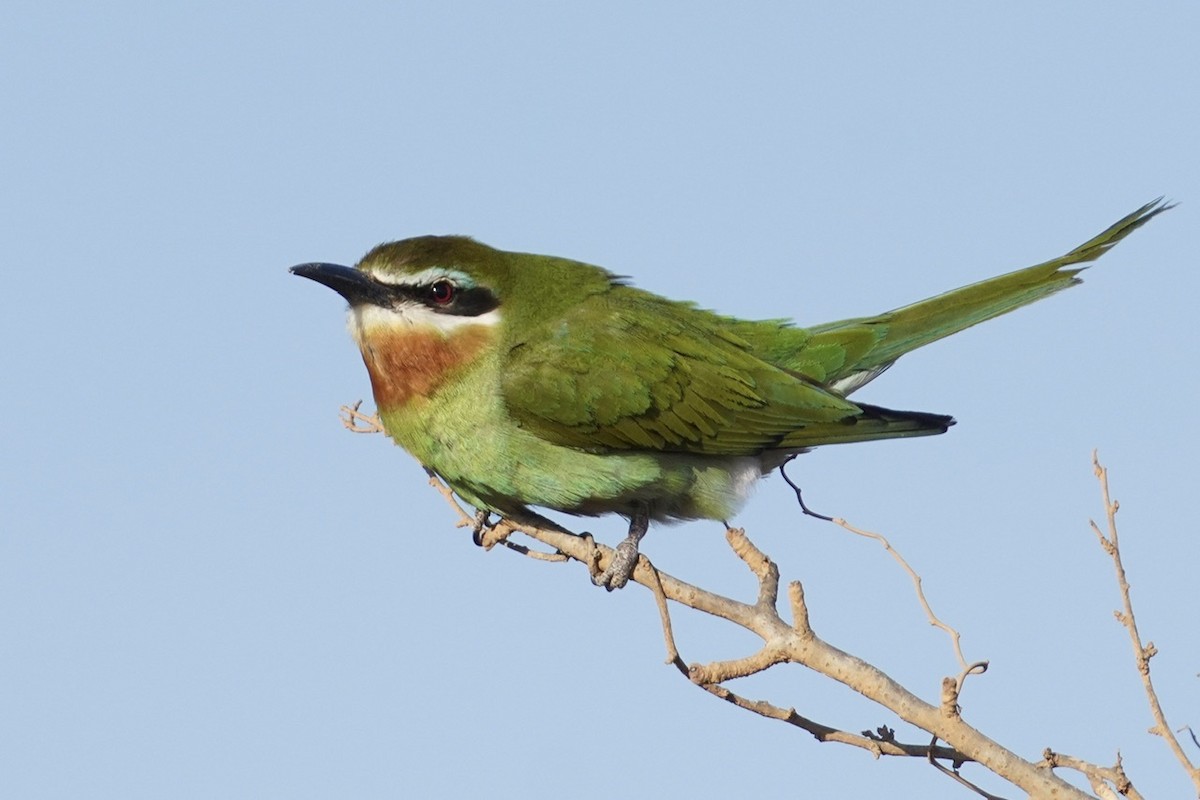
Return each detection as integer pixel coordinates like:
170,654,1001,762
500,201,1168,455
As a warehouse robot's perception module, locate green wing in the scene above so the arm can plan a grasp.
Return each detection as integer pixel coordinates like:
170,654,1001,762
501,200,1167,454
500,288,948,456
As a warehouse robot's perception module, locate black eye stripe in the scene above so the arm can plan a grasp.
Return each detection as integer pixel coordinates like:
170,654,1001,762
436,285,500,316
382,281,500,317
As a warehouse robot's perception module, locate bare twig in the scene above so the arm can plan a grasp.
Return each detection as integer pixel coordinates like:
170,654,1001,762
646,563,679,665
428,475,568,561
428,472,476,527
1040,749,1142,800
779,465,979,687
830,517,977,679
340,399,385,433
1091,451,1200,794
927,747,1011,800
691,676,971,761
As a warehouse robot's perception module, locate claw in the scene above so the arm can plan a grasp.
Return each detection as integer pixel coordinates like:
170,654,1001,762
591,507,650,590
470,510,492,547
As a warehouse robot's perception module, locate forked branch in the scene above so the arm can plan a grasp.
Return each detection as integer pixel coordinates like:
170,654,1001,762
427,475,1088,799
343,405,1180,797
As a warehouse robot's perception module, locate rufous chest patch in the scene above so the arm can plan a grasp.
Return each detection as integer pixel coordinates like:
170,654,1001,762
358,326,494,409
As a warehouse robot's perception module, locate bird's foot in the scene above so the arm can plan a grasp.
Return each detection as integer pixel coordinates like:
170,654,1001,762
591,508,650,591
470,510,493,546
592,537,641,591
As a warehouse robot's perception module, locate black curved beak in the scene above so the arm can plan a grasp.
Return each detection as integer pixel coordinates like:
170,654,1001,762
289,262,389,306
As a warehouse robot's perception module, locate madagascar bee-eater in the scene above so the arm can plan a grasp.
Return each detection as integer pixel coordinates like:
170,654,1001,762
292,200,1169,589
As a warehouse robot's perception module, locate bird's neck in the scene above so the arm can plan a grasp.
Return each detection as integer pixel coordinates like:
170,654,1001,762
353,324,496,410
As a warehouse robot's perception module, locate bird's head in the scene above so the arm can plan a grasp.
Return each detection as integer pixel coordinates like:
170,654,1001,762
292,234,618,410
293,236,508,335
290,236,510,410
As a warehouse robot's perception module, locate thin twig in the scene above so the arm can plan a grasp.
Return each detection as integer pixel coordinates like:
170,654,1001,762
428,475,568,561
1040,749,1142,800
695,678,973,761
831,517,979,683
778,461,979,684
340,399,385,433
646,563,680,665
1091,451,1200,793
927,745,1011,800
427,472,477,528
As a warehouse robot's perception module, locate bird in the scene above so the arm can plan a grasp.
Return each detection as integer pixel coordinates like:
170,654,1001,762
291,200,1169,589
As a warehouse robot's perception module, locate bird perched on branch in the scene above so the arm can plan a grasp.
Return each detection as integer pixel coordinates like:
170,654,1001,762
292,200,1170,589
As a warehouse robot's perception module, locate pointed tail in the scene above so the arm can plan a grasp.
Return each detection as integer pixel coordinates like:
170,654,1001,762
808,199,1172,392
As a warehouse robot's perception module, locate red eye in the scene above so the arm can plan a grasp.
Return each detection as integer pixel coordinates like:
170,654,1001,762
429,280,456,305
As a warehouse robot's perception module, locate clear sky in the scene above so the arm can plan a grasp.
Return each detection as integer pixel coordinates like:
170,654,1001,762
2,3,1197,798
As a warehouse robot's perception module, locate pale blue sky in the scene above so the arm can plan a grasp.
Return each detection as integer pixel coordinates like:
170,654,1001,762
2,3,1197,798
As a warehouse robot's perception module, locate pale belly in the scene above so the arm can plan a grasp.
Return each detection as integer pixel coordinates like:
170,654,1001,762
380,394,766,523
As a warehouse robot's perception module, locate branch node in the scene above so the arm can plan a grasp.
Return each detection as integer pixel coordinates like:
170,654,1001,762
788,581,813,638
863,725,896,743
940,676,961,719
724,527,766,574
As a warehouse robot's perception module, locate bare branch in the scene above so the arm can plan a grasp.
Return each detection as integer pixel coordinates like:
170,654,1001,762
724,526,781,613
1091,451,1200,793
420,475,1094,799
1040,749,1142,800
693,676,971,761
646,564,680,665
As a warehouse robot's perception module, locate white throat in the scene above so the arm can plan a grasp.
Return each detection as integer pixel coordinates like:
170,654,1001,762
347,303,501,347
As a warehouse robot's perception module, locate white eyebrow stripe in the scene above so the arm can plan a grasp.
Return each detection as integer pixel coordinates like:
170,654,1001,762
366,266,477,289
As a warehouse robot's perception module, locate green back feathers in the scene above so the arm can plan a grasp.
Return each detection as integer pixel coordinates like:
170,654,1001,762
364,202,1169,458
501,284,878,456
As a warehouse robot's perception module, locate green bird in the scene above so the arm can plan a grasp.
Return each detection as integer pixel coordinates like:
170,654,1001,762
291,200,1169,589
